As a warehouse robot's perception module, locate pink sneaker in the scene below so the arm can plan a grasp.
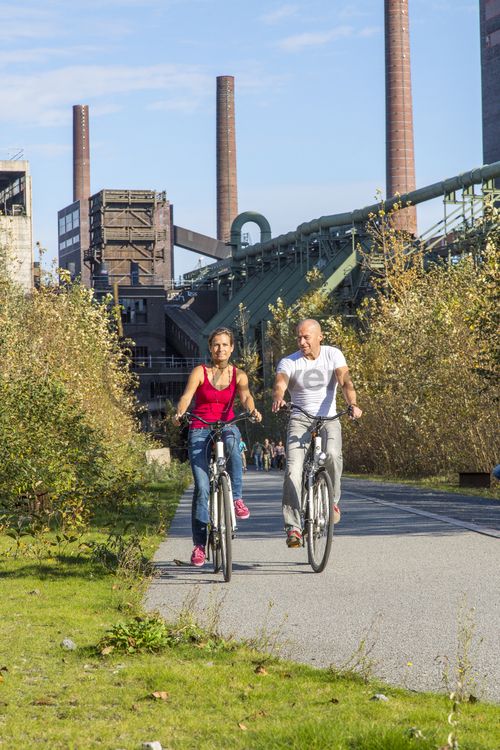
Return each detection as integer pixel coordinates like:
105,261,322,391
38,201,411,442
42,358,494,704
190,545,206,567
234,499,250,519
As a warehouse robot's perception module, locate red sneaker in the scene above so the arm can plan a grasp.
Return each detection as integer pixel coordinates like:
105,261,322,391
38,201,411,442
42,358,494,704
333,504,341,524
190,545,206,567
234,499,250,519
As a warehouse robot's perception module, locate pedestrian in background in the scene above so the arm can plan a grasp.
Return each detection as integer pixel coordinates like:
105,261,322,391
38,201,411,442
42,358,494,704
239,438,248,472
252,440,264,471
262,438,273,471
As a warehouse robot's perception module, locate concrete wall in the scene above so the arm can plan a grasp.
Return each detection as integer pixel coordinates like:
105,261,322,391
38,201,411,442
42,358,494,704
0,161,33,291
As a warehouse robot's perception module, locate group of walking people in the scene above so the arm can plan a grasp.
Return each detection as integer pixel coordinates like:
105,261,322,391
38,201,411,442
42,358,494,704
174,319,362,566
242,438,286,472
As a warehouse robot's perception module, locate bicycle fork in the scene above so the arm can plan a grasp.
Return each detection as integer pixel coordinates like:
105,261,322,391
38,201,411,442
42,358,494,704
214,438,237,533
306,432,327,528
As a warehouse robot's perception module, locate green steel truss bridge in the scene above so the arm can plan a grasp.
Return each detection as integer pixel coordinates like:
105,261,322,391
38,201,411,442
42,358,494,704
181,161,500,350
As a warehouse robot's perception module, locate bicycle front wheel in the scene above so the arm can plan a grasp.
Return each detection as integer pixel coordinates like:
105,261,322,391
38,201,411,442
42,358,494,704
307,469,334,573
215,474,232,582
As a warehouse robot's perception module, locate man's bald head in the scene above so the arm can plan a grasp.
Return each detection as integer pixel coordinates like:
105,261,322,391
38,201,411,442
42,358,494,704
296,319,322,335
296,319,323,359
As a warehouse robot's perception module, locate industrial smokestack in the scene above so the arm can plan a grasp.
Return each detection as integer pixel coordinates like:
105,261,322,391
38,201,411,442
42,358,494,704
385,0,417,234
72,104,91,286
480,0,500,167
216,76,238,243
73,104,90,203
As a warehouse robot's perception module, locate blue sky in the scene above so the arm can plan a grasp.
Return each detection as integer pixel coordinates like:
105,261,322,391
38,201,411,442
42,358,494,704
0,0,481,279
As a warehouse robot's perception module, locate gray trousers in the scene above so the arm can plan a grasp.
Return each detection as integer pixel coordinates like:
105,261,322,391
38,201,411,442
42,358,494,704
282,413,343,530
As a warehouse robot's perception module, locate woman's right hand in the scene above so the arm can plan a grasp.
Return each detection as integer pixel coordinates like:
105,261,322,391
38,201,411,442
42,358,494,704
173,412,183,427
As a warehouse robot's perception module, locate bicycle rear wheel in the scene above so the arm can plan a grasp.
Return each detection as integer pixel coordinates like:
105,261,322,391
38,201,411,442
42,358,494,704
215,475,232,582
307,469,334,573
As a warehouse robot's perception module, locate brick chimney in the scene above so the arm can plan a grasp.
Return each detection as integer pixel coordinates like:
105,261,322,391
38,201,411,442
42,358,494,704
385,0,417,234
72,104,91,285
216,76,238,243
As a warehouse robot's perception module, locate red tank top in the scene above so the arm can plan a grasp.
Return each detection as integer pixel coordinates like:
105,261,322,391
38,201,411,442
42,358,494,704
190,365,237,429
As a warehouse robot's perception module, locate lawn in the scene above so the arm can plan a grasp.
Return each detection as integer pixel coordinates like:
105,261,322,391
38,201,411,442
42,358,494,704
1,474,499,750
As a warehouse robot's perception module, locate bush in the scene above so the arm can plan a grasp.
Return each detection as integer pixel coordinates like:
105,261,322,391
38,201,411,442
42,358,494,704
0,246,155,513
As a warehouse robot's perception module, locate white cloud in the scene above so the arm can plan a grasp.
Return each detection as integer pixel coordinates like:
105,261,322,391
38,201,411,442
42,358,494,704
0,46,101,66
0,5,57,41
0,64,212,126
277,26,353,52
338,5,371,20
149,97,204,114
260,4,299,25
358,26,381,38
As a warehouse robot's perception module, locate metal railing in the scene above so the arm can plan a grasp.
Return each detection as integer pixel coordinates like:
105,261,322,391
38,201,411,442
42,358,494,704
132,356,209,370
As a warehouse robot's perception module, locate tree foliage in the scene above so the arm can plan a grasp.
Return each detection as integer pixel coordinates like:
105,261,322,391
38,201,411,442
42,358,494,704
0,247,151,511
266,201,499,477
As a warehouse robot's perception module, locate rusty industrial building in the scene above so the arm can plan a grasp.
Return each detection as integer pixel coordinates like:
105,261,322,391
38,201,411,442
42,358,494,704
58,85,230,421
0,160,33,291
54,6,500,426
385,0,417,234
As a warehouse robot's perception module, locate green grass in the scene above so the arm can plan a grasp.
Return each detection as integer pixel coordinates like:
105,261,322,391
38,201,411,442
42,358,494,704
345,472,500,500
1,476,499,749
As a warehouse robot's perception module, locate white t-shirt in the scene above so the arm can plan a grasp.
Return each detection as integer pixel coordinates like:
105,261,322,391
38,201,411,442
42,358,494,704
276,345,347,417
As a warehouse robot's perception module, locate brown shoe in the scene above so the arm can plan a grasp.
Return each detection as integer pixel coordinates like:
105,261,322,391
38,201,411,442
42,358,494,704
286,528,302,548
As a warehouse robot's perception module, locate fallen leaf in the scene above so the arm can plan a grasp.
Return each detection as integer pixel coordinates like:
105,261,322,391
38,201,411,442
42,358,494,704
151,691,169,701
329,698,339,704
173,559,186,566
238,723,247,731
100,646,114,656
28,589,40,596
254,665,268,675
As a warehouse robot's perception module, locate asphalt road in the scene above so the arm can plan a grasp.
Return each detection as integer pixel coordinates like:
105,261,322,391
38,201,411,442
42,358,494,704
145,471,500,702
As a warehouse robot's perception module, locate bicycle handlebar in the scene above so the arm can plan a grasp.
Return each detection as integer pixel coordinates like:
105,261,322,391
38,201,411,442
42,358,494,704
180,411,256,428
285,403,350,421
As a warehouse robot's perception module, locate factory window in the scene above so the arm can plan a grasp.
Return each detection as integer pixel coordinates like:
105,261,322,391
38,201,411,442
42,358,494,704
59,240,66,250
120,298,148,324
59,217,65,235
72,209,80,227
66,213,73,232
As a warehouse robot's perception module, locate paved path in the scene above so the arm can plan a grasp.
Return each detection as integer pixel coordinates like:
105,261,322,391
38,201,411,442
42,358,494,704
146,472,500,702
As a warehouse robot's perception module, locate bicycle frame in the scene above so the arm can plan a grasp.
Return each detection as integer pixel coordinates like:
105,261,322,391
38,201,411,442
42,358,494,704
285,403,349,571
288,403,349,518
208,428,237,534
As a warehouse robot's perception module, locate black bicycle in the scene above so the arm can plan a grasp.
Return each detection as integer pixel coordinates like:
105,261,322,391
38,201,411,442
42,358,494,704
285,403,350,573
182,411,255,582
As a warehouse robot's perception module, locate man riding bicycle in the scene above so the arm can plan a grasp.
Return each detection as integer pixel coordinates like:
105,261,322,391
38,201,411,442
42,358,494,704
272,319,362,548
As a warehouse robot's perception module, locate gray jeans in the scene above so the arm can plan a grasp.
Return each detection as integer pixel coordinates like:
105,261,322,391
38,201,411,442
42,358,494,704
282,413,343,530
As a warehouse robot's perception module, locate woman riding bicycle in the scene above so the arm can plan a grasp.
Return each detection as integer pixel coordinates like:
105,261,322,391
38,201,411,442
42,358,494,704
174,327,262,567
